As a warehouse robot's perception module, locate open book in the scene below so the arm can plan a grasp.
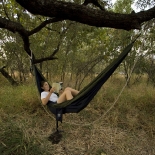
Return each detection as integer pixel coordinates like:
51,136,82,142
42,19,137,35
52,82,61,93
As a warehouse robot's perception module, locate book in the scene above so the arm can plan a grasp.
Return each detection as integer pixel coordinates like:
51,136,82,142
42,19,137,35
52,82,61,93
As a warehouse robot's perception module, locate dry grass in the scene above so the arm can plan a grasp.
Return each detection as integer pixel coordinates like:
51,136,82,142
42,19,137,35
0,74,155,155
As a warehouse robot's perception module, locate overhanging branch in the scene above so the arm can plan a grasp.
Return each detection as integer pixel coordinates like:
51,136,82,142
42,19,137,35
28,18,64,36
15,0,155,30
0,16,65,64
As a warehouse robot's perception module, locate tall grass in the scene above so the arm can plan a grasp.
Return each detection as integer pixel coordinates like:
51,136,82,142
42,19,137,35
0,120,48,155
0,74,155,155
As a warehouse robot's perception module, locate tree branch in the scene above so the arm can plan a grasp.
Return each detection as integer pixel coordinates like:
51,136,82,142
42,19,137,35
83,0,105,11
34,22,73,64
50,22,73,57
2,0,10,20
34,57,58,64
0,17,28,34
28,17,64,36
0,17,33,60
0,17,64,63
0,66,18,86
15,0,155,30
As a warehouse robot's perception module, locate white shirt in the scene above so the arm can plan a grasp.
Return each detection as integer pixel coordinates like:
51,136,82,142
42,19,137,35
41,91,58,102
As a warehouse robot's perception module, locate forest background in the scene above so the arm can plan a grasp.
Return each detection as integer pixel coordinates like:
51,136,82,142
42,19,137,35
0,0,155,155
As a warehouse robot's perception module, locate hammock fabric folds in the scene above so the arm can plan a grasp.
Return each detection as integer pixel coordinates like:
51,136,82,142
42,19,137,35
33,39,136,130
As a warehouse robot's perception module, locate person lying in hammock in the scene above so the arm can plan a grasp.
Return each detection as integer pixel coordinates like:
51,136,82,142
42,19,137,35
40,81,79,105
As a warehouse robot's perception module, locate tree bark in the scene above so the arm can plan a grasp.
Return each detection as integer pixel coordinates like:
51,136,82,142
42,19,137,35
0,17,60,64
15,0,155,30
0,66,18,86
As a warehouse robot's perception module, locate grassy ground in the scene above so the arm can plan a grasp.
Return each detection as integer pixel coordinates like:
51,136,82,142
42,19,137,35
0,75,155,155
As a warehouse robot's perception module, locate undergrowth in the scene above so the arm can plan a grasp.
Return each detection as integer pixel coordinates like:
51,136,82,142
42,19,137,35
0,74,155,155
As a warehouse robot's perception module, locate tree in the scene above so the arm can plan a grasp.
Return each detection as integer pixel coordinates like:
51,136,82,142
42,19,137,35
15,0,155,30
0,0,155,86
0,0,155,64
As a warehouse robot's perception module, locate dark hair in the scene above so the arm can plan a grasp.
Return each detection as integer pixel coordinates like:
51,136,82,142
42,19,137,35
40,81,51,92
40,81,46,87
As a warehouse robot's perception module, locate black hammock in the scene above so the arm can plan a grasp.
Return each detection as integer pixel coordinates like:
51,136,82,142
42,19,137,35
33,39,136,131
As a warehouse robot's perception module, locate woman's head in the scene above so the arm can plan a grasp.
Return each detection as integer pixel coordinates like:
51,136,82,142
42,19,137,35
41,81,50,91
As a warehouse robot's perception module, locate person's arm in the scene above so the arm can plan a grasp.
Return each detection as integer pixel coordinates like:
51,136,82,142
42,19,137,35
41,88,55,105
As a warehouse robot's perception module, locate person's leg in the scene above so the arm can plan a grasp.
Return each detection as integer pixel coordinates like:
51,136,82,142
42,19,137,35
64,87,79,96
57,89,73,104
